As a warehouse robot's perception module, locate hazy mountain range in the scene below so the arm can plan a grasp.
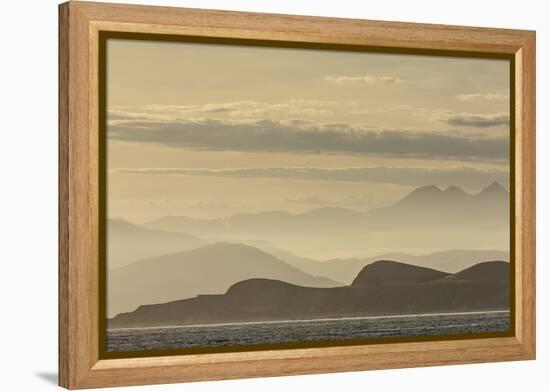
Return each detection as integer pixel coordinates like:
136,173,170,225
143,182,508,235
108,243,341,317
108,219,207,268
137,183,509,258
108,218,508,280
107,183,510,317
109,260,510,329
107,241,509,317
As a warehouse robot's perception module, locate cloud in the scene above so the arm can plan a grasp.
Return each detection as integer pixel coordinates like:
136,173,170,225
108,109,169,123
110,99,350,122
111,166,509,190
324,75,403,85
443,113,509,128
456,93,509,102
108,117,508,161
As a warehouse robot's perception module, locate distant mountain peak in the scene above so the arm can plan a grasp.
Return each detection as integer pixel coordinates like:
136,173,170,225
444,185,467,194
413,185,442,194
392,185,443,207
477,181,508,197
405,185,445,199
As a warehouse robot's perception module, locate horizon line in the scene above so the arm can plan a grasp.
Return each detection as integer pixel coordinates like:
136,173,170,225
107,310,511,331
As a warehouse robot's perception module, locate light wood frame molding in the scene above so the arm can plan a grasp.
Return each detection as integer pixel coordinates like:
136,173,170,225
59,1,536,389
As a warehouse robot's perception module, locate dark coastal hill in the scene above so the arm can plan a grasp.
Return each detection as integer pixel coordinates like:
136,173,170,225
454,261,510,281
319,249,509,283
108,243,342,317
351,261,449,285
109,260,509,329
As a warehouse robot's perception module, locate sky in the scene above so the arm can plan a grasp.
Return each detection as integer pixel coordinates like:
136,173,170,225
106,38,510,223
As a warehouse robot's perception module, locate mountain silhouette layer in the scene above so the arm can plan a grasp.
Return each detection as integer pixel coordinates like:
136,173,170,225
454,261,510,281
108,219,207,268
142,183,509,237
139,183,509,259
109,260,509,329
318,249,509,284
108,243,342,317
351,260,449,285
364,182,508,230
109,219,509,285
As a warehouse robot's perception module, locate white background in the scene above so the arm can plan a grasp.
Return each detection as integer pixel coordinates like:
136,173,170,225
1,0,547,389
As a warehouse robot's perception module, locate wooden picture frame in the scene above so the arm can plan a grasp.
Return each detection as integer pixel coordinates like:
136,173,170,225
59,1,536,389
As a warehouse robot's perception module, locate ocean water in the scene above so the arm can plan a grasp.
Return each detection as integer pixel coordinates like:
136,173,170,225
106,310,510,352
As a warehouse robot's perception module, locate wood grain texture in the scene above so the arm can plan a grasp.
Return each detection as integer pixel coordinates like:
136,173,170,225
59,2,97,388
58,3,70,387
515,34,536,354
73,0,532,53
58,1,536,389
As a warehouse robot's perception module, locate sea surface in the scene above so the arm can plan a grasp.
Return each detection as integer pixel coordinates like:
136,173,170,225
106,310,510,352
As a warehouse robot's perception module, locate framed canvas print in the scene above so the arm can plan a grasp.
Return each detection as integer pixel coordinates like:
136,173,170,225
59,1,536,389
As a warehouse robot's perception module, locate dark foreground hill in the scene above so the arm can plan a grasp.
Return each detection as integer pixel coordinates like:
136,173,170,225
453,261,510,281
352,260,449,285
318,249,509,284
109,260,509,329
